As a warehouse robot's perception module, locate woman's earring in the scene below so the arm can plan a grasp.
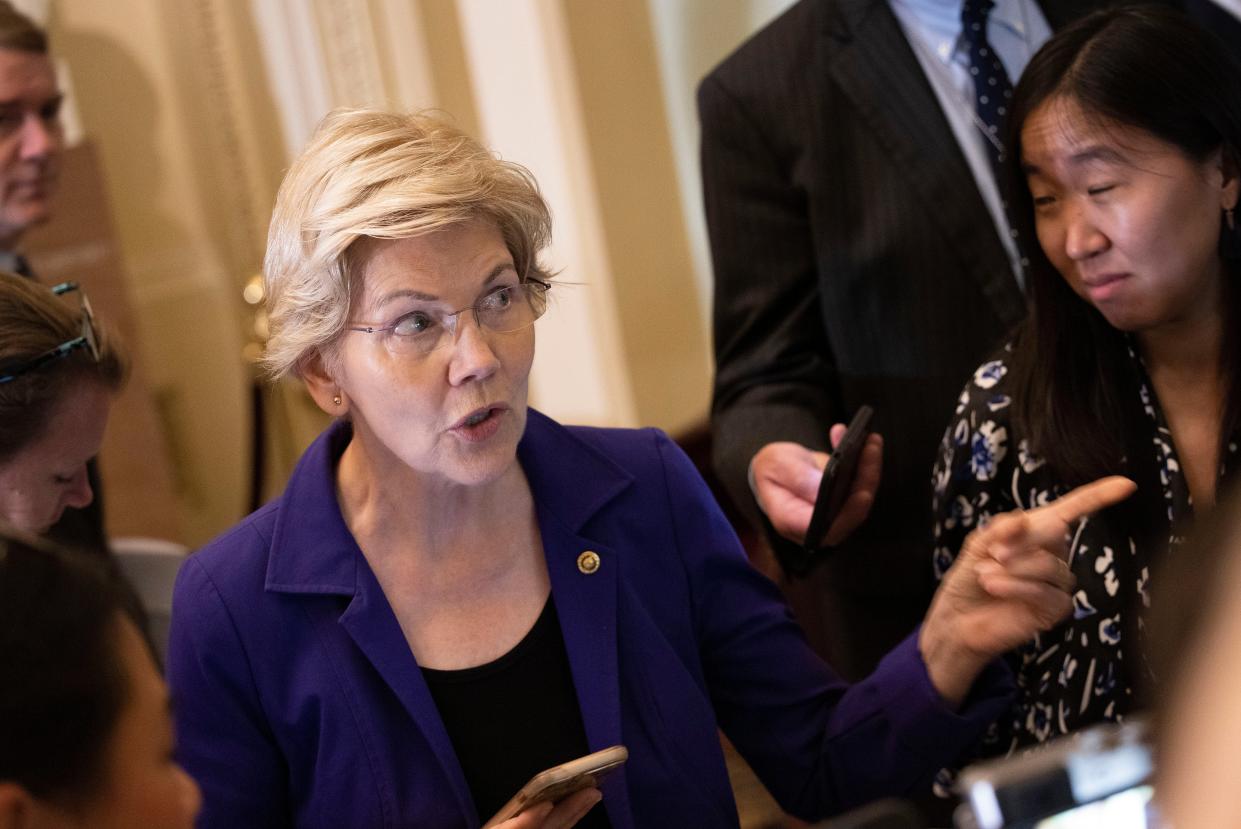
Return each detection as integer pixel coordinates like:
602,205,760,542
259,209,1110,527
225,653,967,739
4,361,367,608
332,394,342,406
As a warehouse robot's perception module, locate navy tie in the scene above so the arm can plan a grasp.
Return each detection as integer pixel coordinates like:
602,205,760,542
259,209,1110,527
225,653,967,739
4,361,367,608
961,0,1027,268
960,0,1014,172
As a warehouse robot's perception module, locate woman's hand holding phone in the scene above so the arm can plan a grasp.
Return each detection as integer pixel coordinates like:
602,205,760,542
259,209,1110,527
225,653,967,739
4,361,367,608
489,788,601,829
483,746,624,829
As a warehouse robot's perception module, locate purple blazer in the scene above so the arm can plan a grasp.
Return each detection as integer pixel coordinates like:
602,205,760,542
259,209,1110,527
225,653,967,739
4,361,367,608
167,410,1011,828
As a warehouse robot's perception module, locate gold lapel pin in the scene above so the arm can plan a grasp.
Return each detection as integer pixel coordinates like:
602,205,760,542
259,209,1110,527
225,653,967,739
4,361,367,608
577,550,601,575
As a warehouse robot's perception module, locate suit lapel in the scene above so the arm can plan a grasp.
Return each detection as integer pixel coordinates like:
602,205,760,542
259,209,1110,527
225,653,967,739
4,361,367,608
824,0,1023,324
338,561,479,826
265,422,478,825
518,411,636,829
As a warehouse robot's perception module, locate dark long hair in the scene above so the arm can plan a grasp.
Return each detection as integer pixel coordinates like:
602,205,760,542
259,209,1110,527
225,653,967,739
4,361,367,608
0,530,148,809
1005,5,1241,485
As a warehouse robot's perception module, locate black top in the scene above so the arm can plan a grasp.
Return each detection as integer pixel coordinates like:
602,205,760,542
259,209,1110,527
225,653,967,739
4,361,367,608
422,595,612,828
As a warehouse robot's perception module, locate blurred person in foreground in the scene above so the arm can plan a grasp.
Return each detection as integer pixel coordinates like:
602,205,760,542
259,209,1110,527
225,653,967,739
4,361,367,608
932,4,1240,760
1151,479,1241,828
0,529,200,828
167,108,1134,828
0,272,124,544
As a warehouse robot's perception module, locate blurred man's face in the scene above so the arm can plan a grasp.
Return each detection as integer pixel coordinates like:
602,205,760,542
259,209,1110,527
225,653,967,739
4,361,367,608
0,47,61,248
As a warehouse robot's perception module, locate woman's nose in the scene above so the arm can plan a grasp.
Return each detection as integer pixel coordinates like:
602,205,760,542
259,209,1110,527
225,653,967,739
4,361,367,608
61,465,94,509
1063,204,1109,261
446,314,500,386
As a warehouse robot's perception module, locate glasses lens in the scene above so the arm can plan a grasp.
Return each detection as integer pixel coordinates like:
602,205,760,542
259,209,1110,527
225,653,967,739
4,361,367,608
478,283,547,334
379,282,549,357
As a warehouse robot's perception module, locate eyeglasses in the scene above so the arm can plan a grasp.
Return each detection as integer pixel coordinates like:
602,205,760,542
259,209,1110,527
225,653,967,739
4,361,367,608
0,282,100,385
346,280,550,356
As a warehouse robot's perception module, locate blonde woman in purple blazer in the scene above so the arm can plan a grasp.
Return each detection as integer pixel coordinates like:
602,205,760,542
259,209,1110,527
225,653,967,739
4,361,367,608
167,109,1131,829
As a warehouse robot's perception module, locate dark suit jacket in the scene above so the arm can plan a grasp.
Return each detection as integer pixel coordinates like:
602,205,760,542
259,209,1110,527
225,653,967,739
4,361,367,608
699,0,1109,676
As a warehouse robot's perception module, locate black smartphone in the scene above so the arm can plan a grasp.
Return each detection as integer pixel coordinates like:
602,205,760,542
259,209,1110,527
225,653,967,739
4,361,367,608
803,405,874,552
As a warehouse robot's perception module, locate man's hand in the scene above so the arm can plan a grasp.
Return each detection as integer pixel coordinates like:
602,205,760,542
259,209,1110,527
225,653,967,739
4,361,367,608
920,476,1137,707
749,425,883,547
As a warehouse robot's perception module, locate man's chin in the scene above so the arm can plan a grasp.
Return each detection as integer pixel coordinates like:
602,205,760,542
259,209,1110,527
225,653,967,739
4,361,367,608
0,204,53,247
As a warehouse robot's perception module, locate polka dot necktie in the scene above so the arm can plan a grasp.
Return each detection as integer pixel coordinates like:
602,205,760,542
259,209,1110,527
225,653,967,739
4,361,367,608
960,0,1014,172
961,0,1027,267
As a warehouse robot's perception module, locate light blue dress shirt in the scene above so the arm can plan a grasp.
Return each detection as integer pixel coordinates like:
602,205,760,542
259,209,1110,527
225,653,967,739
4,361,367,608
889,0,1052,286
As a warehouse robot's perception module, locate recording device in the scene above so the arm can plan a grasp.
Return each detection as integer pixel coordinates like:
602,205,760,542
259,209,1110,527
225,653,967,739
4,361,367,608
954,720,1156,829
484,745,627,826
804,405,875,552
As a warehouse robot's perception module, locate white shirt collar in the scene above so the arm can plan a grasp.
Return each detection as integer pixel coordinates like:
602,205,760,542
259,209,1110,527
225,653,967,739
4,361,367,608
890,0,1032,64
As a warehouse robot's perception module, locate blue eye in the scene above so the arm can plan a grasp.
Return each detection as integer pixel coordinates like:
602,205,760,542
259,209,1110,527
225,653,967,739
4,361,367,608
392,311,435,336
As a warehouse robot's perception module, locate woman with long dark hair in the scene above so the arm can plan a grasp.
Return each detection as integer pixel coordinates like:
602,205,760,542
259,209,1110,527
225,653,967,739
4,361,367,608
932,4,1241,755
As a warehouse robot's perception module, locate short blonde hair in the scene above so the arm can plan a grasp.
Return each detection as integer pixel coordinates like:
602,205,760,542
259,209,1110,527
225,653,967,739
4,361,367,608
262,109,553,379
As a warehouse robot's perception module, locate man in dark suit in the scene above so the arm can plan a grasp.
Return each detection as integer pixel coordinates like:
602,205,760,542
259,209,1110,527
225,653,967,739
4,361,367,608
0,2,106,554
699,0,1112,680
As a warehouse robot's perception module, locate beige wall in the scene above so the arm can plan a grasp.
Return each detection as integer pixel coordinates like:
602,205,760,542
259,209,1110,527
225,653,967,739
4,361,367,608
561,0,710,435
49,0,286,544
41,0,776,543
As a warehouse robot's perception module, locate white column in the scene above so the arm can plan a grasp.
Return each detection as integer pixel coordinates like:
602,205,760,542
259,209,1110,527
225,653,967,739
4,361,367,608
455,0,638,428
248,0,438,159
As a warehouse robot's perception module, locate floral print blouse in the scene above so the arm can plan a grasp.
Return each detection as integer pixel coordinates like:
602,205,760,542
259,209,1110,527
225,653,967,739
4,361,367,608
931,344,1239,757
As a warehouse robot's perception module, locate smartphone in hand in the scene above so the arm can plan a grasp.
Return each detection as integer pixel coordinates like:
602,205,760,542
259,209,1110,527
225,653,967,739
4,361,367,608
803,405,874,552
483,745,627,827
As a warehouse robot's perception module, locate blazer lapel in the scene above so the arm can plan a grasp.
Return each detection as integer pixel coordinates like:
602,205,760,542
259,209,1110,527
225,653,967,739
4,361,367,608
338,562,479,826
265,422,478,826
824,0,1024,324
518,411,636,829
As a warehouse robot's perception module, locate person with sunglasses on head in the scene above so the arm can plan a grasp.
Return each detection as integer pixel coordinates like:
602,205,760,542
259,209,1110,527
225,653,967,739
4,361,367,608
0,272,125,543
167,108,1136,829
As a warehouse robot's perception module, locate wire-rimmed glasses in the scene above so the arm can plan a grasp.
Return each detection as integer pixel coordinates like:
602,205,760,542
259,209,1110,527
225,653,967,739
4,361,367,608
346,280,550,356
0,282,100,385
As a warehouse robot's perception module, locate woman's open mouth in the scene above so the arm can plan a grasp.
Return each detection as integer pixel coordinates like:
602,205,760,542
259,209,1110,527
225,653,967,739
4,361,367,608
449,405,507,442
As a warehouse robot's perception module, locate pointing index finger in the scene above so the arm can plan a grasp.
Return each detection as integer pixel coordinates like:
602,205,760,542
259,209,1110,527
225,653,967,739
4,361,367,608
1037,476,1137,528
